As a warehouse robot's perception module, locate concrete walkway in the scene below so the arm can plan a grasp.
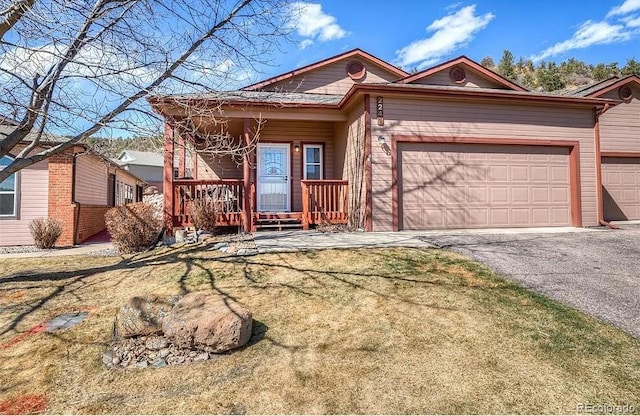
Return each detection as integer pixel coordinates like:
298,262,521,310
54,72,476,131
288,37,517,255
252,226,591,252
0,241,115,259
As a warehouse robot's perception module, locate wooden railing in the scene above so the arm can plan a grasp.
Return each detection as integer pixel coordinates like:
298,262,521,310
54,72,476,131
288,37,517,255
301,180,349,229
173,179,244,227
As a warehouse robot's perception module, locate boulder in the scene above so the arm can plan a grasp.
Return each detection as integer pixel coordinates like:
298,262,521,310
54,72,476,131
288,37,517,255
115,295,179,338
161,292,252,352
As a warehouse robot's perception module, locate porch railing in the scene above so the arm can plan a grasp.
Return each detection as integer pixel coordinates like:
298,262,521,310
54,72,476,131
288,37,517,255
301,180,349,229
173,179,244,227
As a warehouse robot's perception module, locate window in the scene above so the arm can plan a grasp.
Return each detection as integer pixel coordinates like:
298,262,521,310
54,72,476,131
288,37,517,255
0,156,17,217
303,144,323,180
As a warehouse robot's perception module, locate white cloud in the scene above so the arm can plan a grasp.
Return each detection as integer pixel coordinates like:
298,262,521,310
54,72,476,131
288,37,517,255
300,39,314,49
622,14,640,27
288,2,347,48
607,0,640,17
395,5,495,69
531,20,634,61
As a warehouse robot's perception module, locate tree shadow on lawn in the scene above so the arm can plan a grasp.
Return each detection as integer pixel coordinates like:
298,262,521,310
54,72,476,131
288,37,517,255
0,243,490,340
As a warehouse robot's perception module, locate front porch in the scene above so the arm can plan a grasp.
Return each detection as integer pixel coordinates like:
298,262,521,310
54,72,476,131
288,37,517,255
169,178,349,232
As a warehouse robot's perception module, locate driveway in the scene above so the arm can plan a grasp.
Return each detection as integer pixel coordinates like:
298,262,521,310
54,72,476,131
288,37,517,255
418,225,640,338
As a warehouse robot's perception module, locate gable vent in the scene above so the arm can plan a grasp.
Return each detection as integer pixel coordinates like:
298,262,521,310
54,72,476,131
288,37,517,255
449,66,466,84
619,85,633,101
346,61,366,80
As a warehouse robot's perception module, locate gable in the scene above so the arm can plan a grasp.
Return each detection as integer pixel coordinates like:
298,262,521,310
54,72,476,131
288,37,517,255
243,49,408,96
399,56,526,91
583,76,640,99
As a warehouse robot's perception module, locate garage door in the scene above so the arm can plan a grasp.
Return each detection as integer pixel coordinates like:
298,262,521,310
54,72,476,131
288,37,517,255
399,143,572,229
602,157,640,221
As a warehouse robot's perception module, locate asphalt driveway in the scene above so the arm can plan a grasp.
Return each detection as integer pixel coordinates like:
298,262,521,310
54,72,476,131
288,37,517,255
418,225,640,338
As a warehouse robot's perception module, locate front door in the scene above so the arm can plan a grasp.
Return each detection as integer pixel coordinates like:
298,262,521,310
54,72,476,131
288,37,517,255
257,143,290,212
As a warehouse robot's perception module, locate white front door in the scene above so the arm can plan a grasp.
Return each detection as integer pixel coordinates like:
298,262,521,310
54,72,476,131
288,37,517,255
257,143,290,212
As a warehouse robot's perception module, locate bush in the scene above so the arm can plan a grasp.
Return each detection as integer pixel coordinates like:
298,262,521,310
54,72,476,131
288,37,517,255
189,197,219,233
29,217,63,249
106,202,163,254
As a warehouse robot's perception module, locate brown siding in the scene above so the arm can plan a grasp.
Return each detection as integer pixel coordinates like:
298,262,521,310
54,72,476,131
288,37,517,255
0,160,49,246
264,59,399,95
599,85,640,153
370,97,597,231
75,154,108,205
197,153,243,180
333,104,366,226
411,69,505,89
259,119,335,212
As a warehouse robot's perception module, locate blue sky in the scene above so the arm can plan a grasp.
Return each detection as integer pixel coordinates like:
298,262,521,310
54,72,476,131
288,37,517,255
249,0,640,82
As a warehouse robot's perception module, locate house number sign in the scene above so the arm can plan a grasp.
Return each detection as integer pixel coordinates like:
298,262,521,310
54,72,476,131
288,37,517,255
376,96,384,126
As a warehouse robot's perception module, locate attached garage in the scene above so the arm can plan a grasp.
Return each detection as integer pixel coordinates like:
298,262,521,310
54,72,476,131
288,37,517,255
396,141,580,230
602,156,640,221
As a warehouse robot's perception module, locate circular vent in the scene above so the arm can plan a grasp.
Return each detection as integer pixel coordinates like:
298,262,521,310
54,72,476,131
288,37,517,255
449,66,466,84
619,85,633,101
346,61,366,80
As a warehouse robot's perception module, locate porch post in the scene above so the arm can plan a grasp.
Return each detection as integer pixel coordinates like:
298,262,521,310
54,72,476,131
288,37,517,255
163,122,175,235
242,119,252,233
178,133,186,177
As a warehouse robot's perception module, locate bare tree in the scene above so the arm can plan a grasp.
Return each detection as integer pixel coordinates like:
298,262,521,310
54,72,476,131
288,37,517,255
0,0,291,182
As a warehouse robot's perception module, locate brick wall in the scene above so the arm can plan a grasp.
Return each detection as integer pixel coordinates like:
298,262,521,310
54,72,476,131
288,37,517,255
76,205,110,243
48,152,76,246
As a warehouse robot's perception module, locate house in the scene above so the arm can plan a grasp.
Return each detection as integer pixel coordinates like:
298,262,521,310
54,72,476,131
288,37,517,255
116,149,195,193
1,124,146,246
563,75,640,222
116,150,165,192
148,48,638,234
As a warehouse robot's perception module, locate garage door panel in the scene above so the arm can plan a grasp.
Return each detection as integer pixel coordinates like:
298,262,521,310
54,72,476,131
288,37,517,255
400,143,572,229
602,157,640,221
489,165,509,181
530,166,549,181
510,166,529,181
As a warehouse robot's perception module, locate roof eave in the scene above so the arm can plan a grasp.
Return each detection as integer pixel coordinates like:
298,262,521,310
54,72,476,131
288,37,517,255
339,84,620,108
240,48,409,91
397,55,527,92
584,75,640,98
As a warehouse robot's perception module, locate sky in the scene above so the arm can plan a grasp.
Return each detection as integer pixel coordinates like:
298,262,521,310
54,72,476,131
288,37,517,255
246,0,640,84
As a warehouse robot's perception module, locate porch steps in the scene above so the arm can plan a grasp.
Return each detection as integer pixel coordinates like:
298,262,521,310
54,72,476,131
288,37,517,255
254,213,303,232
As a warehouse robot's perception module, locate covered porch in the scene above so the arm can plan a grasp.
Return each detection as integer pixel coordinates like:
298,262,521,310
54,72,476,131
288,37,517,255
162,116,353,233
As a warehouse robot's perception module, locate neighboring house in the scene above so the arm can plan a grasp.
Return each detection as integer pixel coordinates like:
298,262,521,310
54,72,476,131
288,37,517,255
1,125,146,246
116,149,194,193
116,150,164,192
148,48,638,233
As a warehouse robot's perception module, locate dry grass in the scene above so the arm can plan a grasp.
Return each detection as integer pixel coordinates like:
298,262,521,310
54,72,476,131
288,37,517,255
0,245,639,414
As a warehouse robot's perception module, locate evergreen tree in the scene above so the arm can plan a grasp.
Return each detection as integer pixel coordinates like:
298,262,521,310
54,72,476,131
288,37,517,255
622,58,640,76
498,50,516,81
480,56,495,68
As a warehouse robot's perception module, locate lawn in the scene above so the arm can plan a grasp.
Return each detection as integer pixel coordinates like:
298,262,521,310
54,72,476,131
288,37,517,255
0,245,639,414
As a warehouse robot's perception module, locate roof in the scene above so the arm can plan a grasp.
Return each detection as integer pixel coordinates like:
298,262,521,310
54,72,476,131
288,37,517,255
565,77,621,97
149,50,620,116
153,90,344,106
398,55,527,92
118,150,164,167
241,48,409,91
0,124,71,145
571,75,640,98
339,82,618,107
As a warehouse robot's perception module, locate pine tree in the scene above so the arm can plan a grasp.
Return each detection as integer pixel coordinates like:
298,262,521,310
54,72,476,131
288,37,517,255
498,50,516,81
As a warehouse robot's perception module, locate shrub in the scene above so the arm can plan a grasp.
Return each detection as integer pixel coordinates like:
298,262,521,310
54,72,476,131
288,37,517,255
29,217,63,249
189,197,219,233
106,202,163,254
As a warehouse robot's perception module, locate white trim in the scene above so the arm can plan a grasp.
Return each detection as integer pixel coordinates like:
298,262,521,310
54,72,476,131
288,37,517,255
303,144,323,180
0,155,18,218
257,143,291,212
